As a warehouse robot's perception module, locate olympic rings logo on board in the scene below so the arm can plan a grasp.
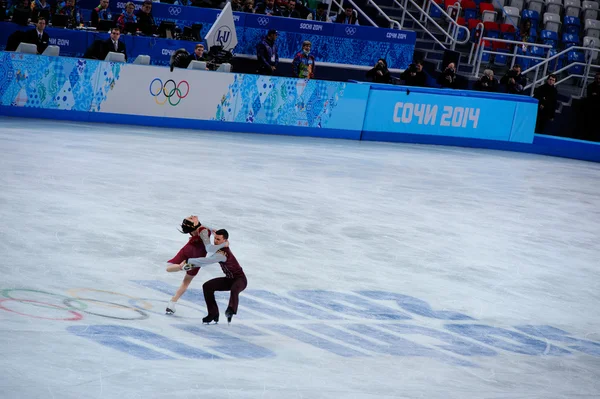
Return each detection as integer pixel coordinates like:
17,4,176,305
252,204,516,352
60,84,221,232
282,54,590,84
345,27,357,36
257,17,269,26
168,6,182,15
149,78,190,106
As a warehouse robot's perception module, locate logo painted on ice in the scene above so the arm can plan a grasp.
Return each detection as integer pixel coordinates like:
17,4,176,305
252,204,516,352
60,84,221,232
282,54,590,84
168,6,182,15
257,17,270,26
149,78,189,106
2,282,600,365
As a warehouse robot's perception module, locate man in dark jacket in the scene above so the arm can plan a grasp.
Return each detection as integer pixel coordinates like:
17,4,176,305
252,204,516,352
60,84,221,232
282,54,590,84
23,17,49,54
366,58,391,84
437,62,457,89
399,61,427,87
256,29,278,75
534,74,558,133
501,64,527,94
474,69,499,92
101,27,127,61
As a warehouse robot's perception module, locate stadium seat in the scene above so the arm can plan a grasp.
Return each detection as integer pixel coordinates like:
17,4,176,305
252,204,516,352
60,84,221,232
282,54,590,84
567,50,584,74
522,9,540,28
564,16,581,34
546,0,563,15
429,0,444,18
564,0,581,17
543,12,562,32
547,48,563,70
480,3,498,22
528,45,547,67
585,18,600,39
503,6,521,27
562,32,580,47
510,0,525,11
516,45,531,68
462,0,478,20
493,41,510,65
493,0,507,11
581,1,598,21
501,23,517,39
484,21,501,37
583,35,600,61
541,29,559,46
526,0,544,15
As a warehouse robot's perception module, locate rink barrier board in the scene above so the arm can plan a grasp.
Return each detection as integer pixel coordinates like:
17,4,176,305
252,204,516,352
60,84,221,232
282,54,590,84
1,53,599,162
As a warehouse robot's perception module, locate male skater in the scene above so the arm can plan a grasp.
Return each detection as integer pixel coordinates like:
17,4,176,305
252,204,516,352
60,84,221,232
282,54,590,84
183,229,247,324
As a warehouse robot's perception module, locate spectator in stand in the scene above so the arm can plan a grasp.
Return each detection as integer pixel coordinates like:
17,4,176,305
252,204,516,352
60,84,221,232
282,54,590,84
23,17,49,54
501,64,526,94
55,0,82,27
91,0,112,28
437,62,457,88
307,2,331,22
474,69,498,92
8,0,30,20
31,0,51,23
256,29,279,75
400,60,427,87
335,5,358,25
231,0,243,11
242,0,255,12
278,0,300,17
255,0,278,15
117,2,137,32
534,74,558,133
292,40,316,79
366,58,391,84
136,0,156,35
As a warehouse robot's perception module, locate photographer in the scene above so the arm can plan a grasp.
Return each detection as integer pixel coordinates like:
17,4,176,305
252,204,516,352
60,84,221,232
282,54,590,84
399,60,427,87
366,58,391,84
501,64,527,95
474,69,498,92
437,62,457,89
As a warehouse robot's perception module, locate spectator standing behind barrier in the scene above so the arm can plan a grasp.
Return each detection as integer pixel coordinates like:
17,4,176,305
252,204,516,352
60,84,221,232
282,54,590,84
242,0,255,12
501,64,527,94
474,69,498,92
23,17,49,54
583,72,600,141
91,0,111,28
9,0,30,20
55,0,82,27
255,0,278,15
307,2,331,22
101,27,127,60
278,0,300,17
117,2,137,33
256,29,279,75
231,0,243,11
335,5,358,25
534,74,558,133
136,0,156,35
31,0,51,23
292,40,315,79
366,58,391,84
437,62,457,88
399,60,427,87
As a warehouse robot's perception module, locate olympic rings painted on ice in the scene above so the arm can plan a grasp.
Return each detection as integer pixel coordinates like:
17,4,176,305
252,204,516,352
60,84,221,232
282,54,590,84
64,298,149,321
1,288,88,311
0,299,83,321
149,78,190,106
66,288,153,310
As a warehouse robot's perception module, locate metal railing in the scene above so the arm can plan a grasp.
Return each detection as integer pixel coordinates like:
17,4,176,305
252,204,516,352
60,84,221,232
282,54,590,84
522,46,600,96
394,0,470,50
327,0,400,29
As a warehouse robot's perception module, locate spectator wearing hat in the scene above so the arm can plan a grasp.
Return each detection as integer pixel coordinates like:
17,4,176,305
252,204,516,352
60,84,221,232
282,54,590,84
292,40,315,79
256,29,279,75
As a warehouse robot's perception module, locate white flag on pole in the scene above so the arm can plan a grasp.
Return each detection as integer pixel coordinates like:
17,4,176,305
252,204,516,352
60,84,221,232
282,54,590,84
204,2,238,52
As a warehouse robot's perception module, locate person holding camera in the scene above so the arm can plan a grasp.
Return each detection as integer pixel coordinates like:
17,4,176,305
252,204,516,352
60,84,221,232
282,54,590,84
399,60,427,87
437,62,457,89
366,58,391,84
474,69,498,92
501,64,527,95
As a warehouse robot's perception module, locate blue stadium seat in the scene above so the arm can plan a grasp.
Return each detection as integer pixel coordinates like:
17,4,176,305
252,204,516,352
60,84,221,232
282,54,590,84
562,33,580,47
528,45,546,68
516,45,531,69
567,50,584,74
541,29,559,47
547,48,563,71
521,9,540,29
564,16,581,35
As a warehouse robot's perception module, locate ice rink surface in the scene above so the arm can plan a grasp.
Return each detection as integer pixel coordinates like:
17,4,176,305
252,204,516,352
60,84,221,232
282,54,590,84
0,118,599,399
